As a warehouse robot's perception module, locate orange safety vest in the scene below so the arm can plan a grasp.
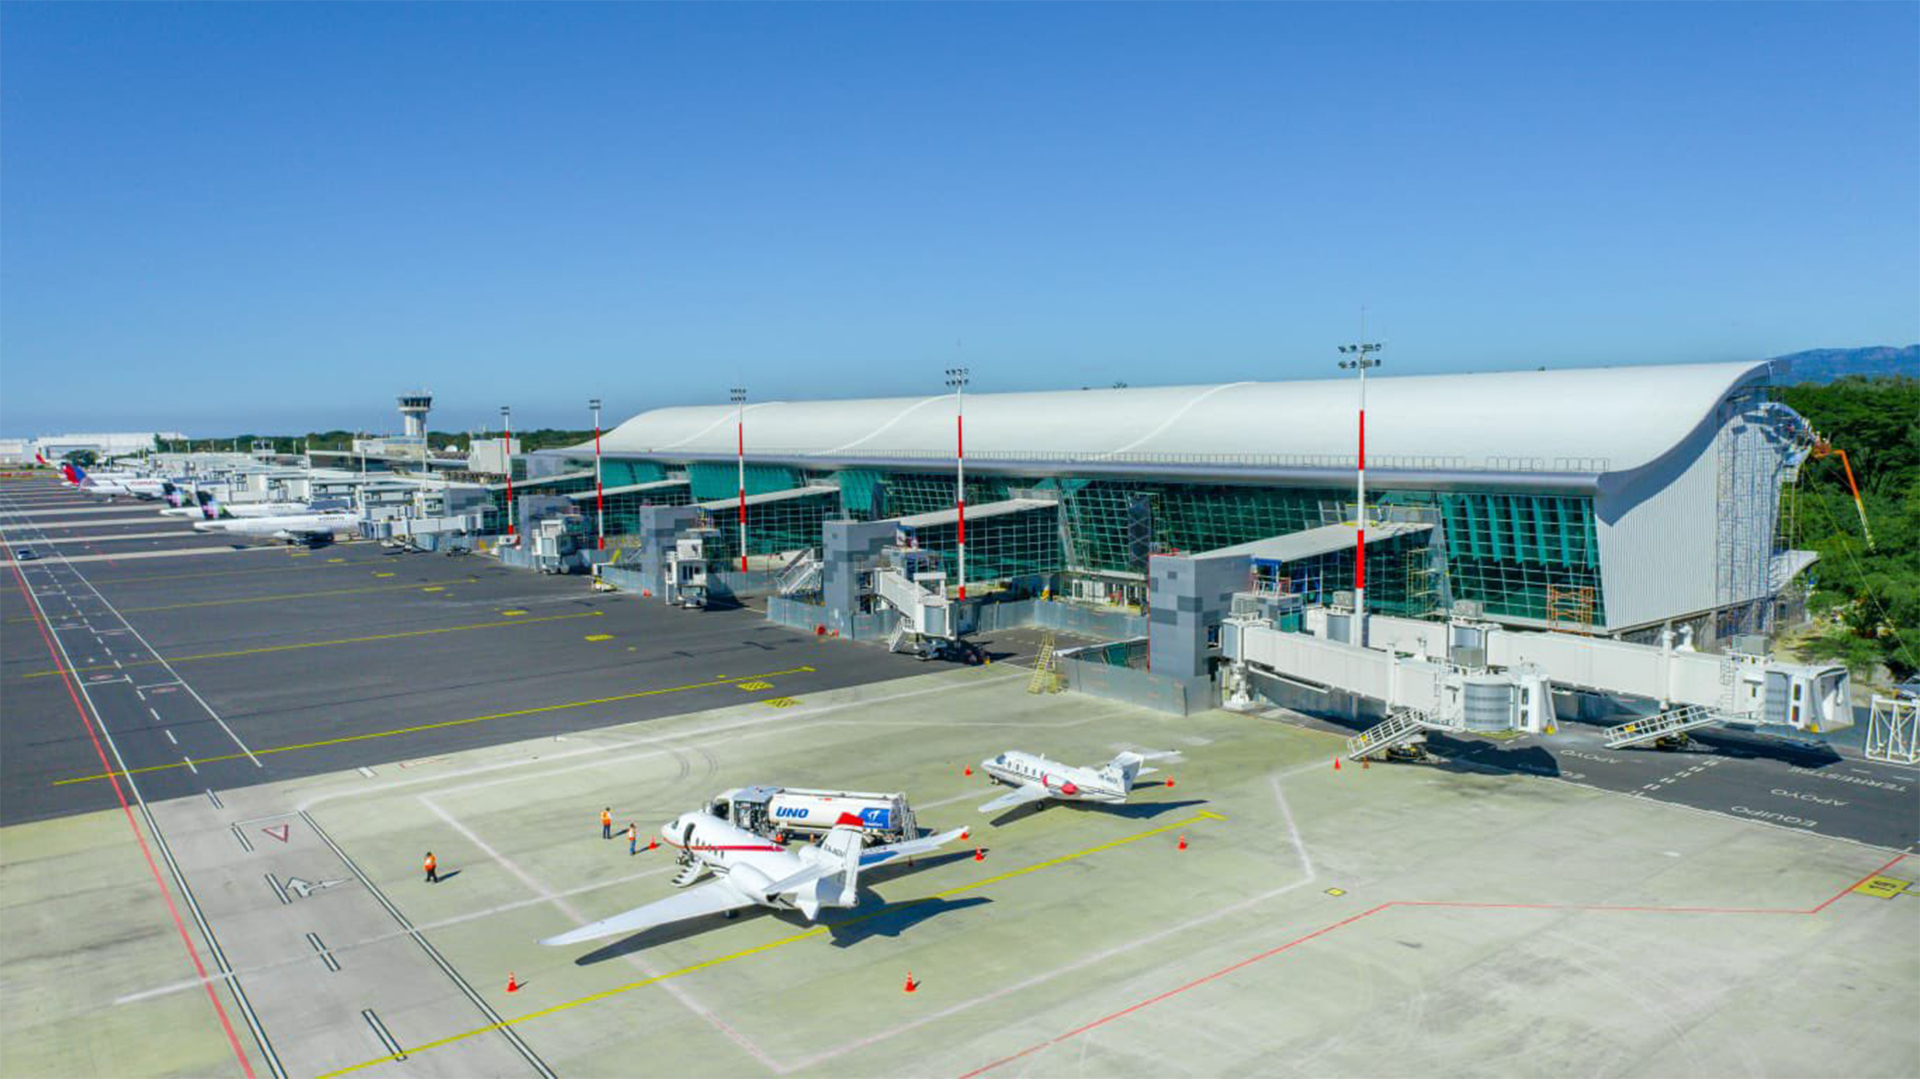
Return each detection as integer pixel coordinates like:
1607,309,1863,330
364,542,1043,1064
601,810,612,827
424,855,437,872
627,825,637,841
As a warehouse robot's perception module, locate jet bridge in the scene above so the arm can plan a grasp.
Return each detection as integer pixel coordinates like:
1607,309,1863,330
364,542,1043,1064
1223,601,1851,758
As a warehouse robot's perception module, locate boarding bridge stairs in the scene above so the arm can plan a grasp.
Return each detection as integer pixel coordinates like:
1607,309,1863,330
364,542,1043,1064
777,548,821,596
1603,704,1720,749
1346,708,1452,760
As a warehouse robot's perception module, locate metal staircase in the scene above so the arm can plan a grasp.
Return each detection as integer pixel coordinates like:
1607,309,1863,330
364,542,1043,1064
1604,704,1719,749
886,622,911,654
1346,708,1444,760
1027,631,1062,694
776,548,821,596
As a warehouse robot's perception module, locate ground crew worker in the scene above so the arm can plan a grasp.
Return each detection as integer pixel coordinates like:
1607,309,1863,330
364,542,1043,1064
423,852,439,884
627,822,639,856
601,807,613,839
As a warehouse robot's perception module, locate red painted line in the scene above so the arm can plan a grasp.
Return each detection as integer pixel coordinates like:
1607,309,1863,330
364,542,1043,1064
6,555,256,1077
964,852,1909,1077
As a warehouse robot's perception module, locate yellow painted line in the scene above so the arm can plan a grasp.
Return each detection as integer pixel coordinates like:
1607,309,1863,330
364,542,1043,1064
318,809,1225,1077
53,665,819,786
763,697,798,708
8,578,474,621
327,557,345,563
374,572,395,577
501,609,528,616
736,680,773,691
24,611,606,680
289,552,311,558
422,586,445,593
584,633,613,642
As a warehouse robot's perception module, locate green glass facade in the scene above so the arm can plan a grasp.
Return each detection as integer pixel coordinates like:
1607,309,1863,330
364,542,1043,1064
587,458,1606,627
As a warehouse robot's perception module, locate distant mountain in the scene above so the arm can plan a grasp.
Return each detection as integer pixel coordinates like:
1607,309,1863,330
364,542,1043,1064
1772,345,1918,384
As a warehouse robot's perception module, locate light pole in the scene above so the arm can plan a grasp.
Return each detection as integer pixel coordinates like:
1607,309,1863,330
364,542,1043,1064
501,406,516,537
945,366,970,600
1337,341,1382,645
731,386,748,573
590,397,605,551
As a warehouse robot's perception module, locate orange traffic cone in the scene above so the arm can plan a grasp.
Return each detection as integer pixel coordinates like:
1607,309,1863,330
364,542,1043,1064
964,765,973,777
506,972,520,993
1333,757,1342,771
1177,835,1188,851
1164,777,1175,788
973,847,985,862
648,836,659,851
903,971,919,993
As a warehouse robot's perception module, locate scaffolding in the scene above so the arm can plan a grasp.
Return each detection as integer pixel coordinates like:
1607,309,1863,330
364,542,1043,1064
1715,391,1789,639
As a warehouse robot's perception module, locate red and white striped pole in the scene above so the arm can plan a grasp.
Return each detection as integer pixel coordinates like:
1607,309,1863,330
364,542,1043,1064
946,367,970,600
731,386,748,573
1338,341,1381,646
590,397,605,550
501,405,516,537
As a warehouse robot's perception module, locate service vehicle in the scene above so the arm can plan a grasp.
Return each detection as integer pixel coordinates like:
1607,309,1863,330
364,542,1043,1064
705,785,919,845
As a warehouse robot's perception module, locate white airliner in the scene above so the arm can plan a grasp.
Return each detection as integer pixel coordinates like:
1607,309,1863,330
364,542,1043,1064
166,491,329,519
193,508,359,541
63,465,173,500
977,749,1180,814
540,811,969,947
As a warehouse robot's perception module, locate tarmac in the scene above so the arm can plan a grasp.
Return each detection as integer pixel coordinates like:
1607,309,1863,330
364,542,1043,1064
2,474,1917,1078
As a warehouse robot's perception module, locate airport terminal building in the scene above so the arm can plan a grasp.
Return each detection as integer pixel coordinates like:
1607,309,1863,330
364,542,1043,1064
527,360,1808,649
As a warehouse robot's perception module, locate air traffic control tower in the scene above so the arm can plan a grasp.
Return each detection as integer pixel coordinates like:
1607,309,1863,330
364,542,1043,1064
398,393,433,439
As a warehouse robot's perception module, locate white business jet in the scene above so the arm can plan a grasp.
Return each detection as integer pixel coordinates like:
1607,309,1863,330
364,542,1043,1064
541,811,969,946
977,749,1180,814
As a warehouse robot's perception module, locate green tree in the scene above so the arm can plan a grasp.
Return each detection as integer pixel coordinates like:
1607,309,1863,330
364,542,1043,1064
1777,375,1920,680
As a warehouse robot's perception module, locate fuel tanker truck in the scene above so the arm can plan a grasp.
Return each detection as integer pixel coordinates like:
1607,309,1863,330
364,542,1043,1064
704,785,920,846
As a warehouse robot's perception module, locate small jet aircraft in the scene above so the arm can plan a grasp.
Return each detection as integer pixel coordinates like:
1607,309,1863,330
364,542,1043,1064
541,811,969,947
976,749,1180,814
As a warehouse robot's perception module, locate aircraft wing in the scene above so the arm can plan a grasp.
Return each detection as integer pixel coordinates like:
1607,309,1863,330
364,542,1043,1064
540,879,758,946
979,782,1052,814
858,826,971,871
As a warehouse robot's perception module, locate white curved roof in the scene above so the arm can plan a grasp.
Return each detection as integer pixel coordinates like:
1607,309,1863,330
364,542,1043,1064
599,361,1768,477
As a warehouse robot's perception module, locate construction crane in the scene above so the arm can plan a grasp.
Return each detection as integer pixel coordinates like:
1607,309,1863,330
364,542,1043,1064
1809,436,1875,551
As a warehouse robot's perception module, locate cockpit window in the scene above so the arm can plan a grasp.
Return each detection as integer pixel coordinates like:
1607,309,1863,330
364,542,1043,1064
995,754,1007,764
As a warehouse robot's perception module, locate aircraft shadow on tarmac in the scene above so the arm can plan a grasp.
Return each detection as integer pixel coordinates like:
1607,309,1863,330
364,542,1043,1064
570,850,991,964
985,797,1210,828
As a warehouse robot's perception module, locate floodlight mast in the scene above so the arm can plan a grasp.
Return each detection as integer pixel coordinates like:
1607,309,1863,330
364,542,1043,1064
731,386,748,573
1337,341,1382,646
946,366,970,600
590,397,605,551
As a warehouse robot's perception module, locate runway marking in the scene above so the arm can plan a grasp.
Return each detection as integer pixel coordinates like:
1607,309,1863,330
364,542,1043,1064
584,633,613,642
22,609,608,679
53,665,821,785
316,809,1226,1077
960,851,1914,1077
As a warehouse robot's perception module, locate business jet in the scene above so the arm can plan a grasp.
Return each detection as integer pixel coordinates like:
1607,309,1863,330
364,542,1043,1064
540,812,969,947
976,749,1180,814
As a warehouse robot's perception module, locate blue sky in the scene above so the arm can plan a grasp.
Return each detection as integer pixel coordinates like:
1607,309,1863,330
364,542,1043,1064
2,2,1915,437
